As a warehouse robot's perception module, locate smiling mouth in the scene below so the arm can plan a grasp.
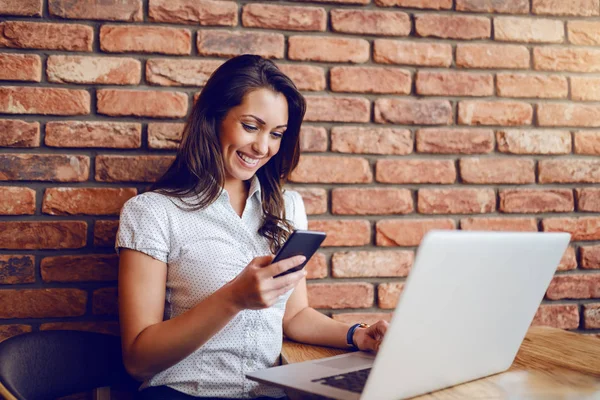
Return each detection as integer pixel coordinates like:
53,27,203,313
237,151,260,167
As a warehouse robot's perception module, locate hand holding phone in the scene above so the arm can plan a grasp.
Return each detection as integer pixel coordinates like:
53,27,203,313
273,229,326,278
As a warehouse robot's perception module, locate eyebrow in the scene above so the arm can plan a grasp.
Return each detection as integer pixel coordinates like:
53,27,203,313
242,114,287,129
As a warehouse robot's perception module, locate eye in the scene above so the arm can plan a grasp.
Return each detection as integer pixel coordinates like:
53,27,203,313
271,131,284,139
242,122,258,132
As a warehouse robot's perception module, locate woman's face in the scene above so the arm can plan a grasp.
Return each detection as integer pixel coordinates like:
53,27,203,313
219,88,289,188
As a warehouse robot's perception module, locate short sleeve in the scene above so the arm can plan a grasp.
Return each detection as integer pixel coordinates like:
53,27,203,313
115,194,170,263
286,190,308,231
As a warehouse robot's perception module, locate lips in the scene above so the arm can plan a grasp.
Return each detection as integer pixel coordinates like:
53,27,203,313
237,151,259,167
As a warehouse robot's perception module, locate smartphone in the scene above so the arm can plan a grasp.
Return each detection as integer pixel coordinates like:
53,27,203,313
272,229,327,278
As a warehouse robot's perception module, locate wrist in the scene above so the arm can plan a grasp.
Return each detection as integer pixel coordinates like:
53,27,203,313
217,282,244,314
346,323,369,350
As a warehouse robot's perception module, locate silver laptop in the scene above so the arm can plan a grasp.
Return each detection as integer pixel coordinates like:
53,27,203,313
247,230,571,400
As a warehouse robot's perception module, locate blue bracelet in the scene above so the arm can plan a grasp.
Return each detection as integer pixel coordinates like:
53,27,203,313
346,323,368,350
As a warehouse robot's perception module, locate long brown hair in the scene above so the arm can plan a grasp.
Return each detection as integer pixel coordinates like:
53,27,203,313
150,54,307,253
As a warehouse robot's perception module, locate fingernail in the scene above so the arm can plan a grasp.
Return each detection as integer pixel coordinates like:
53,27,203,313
299,256,306,262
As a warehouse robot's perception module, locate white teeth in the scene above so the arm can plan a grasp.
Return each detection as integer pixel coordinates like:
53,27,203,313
238,152,259,166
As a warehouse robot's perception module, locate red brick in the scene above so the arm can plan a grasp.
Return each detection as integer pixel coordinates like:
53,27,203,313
297,0,368,3
332,250,413,277
0,21,93,51
376,218,456,247
95,155,174,183
97,89,187,118
197,30,283,59
290,155,371,184
289,36,369,63
100,25,191,55
147,59,221,87
294,188,327,215
581,245,600,269
332,188,413,215
41,255,118,282
458,101,532,126
46,121,141,149
584,304,600,329
0,221,87,250
331,66,411,94
0,0,42,16
47,55,140,85
377,159,456,184
0,87,90,116
0,53,41,82
93,287,118,316
416,128,493,154
308,220,371,247
149,0,237,26
497,129,571,154
558,246,578,271
0,154,89,182
305,96,370,123
305,253,327,279
456,0,529,13
416,71,493,97
457,43,530,69
532,0,599,16
0,187,35,215
532,304,580,329
300,126,327,152
308,283,373,309
460,217,538,231
332,313,393,325
577,188,600,212
0,325,32,343
375,99,452,125
0,289,87,318
539,159,600,183
415,14,490,40
460,157,535,184
40,321,120,336
497,73,568,99
568,21,600,45
546,274,600,300
542,217,600,241
494,17,564,43
49,0,142,21
331,9,410,36
148,122,184,150
0,255,34,284
418,188,496,214
278,64,326,92
331,126,412,155
571,77,600,101
43,188,136,216
539,104,600,127
375,0,452,9
499,189,574,213
378,282,405,309
0,119,39,147
374,40,452,67
534,47,600,72
243,4,325,31
94,221,119,247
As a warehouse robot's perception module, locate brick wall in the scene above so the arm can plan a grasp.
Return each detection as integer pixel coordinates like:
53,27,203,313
0,0,599,343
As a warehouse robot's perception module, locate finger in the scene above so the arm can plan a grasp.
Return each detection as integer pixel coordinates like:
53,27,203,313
251,255,275,268
269,268,306,291
268,255,306,277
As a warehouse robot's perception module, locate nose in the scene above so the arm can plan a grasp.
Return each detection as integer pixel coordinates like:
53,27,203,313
251,133,269,156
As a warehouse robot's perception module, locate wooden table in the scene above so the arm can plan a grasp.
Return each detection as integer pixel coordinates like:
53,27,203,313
281,326,600,399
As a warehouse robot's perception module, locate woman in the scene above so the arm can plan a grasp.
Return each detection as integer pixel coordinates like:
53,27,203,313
116,54,389,400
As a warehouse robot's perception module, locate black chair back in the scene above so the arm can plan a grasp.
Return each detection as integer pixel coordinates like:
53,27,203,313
0,330,138,400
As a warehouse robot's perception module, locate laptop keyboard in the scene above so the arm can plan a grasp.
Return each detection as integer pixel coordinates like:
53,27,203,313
311,367,372,393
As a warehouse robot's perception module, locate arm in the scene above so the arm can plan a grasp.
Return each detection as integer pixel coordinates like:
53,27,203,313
282,277,388,352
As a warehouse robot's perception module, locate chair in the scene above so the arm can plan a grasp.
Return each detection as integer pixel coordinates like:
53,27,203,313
0,330,139,400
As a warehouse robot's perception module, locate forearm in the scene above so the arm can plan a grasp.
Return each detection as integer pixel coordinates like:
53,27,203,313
125,284,240,380
284,307,352,349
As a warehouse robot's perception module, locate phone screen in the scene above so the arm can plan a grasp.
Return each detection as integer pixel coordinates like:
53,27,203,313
273,229,326,278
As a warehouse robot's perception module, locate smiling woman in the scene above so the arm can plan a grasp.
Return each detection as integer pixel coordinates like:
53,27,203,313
115,55,389,400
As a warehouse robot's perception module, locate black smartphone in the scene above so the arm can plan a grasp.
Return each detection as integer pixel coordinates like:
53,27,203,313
272,229,327,278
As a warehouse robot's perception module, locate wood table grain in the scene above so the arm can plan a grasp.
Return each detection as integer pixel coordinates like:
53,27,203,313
281,326,600,399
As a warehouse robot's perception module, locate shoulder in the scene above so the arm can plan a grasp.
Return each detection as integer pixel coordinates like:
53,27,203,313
283,189,303,211
121,191,174,218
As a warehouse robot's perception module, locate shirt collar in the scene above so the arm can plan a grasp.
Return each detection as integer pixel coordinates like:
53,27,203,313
218,175,262,201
